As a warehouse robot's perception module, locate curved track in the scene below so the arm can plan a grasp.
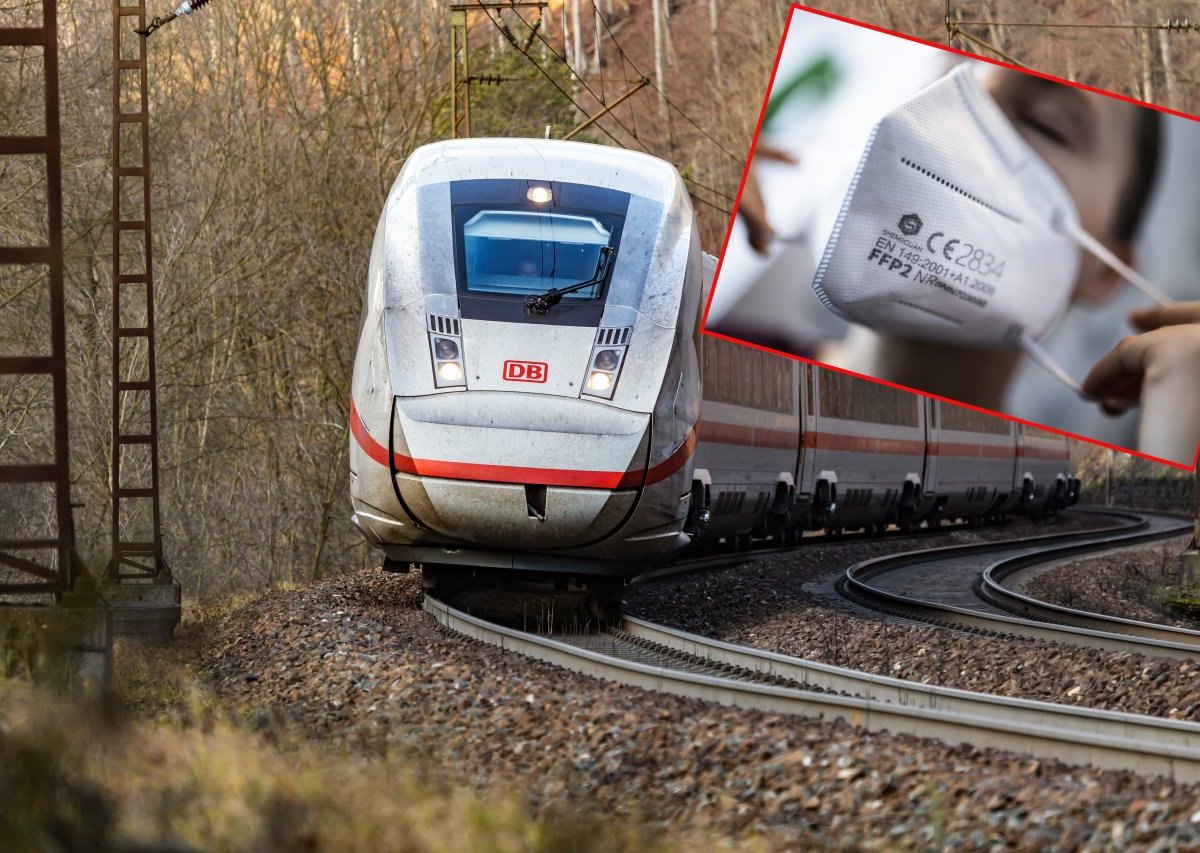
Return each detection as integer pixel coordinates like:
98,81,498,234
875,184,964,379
425,594,1200,783
840,509,1200,658
628,515,998,588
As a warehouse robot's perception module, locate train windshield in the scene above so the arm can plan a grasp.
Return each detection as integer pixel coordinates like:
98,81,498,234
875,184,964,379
461,211,612,300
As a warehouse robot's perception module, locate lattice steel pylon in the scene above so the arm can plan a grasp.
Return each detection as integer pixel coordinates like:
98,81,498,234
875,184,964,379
105,0,180,640
0,0,77,600
450,7,470,138
448,2,547,139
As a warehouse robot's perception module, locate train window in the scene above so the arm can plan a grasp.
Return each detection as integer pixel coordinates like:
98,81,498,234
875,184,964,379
736,345,747,407
939,401,1012,434
703,336,719,401
817,368,918,426
723,342,737,405
701,335,793,414
746,349,758,409
716,337,727,403
1022,424,1065,441
776,360,787,412
703,337,718,400
461,211,611,299
449,179,631,326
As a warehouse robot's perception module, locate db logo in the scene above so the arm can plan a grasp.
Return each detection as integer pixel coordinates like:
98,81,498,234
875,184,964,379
502,360,548,383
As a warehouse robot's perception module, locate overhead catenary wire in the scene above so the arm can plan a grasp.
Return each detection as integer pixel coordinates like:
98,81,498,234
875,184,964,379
588,0,745,168
955,18,1200,31
946,22,1030,69
479,2,733,216
478,3,641,153
504,4,735,212
135,0,737,217
502,0,738,204
500,2,657,153
604,9,642,143
943,3,1199,68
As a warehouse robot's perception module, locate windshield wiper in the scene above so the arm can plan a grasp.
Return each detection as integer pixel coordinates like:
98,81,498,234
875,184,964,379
524,246,614,315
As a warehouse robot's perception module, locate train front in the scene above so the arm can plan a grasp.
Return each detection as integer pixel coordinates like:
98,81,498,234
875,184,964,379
350,139,703,592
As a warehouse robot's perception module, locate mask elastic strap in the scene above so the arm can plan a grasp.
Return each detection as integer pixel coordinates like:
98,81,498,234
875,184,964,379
1061,218,1172,307
1011,327,1085,396
1018,218,1173,397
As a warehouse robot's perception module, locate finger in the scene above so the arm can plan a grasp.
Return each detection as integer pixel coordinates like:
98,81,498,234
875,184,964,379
1129,301,1200,331
739,196,773,253
1081,335,1150,403
753,143,800,165
1100,396,1139,416
745,219,775,254
738,173,773,255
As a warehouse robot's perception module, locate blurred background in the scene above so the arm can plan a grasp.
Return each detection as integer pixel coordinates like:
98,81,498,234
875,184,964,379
705,7,1200,454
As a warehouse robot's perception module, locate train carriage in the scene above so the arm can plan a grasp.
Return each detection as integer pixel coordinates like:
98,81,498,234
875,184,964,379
1014,424,1079,515
801,369,929,533
693,332,800,546
925,402,1019,524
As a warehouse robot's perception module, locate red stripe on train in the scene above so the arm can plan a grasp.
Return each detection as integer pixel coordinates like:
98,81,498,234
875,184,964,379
932,441,1018,459
632,427,698,488
1017,446,1071,460
350,400,695,489
696,425,1066,461
804,432,925,455
697,421,796,449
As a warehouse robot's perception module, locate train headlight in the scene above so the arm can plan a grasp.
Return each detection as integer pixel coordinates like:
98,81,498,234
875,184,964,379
593,349,620,371
427,315,466,389
526,186,553,205
581,335,628,400
586,370,613,392
434,337,459,360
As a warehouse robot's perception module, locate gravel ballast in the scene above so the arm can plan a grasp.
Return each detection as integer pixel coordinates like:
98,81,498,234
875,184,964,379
626,521,1200,721
188,547,1200,849
1024,537,1200,630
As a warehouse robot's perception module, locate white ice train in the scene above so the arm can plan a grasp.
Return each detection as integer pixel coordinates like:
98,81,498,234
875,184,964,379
349,138,1078,601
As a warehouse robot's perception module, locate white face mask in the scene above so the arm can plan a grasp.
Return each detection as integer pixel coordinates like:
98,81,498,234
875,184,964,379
809,64,1168,393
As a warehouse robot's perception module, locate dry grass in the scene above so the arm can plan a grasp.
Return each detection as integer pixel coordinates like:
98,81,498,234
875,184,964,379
0,636,695,853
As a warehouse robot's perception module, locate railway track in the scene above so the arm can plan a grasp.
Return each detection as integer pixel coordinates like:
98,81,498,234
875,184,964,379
427,508,1200,782
630,512,1011,588
840,508,1200,658
425,593,1200,782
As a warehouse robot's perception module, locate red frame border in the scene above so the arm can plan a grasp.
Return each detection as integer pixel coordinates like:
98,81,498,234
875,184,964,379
699,3,1200,473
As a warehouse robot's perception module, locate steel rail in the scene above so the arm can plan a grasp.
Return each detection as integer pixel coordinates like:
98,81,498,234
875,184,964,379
630,513,1057,590
842,510,1198,658
620,615,1200,751
425,594,1200,783
980,551,1200,649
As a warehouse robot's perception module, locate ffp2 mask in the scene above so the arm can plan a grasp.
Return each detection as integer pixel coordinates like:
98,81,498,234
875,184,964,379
809,64,1168,391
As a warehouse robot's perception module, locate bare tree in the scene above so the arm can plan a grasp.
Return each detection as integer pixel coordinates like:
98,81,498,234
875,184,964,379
6,0,1197,602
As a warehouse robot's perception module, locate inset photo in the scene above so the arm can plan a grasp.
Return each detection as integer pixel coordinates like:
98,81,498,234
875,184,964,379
705,5,1200,469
